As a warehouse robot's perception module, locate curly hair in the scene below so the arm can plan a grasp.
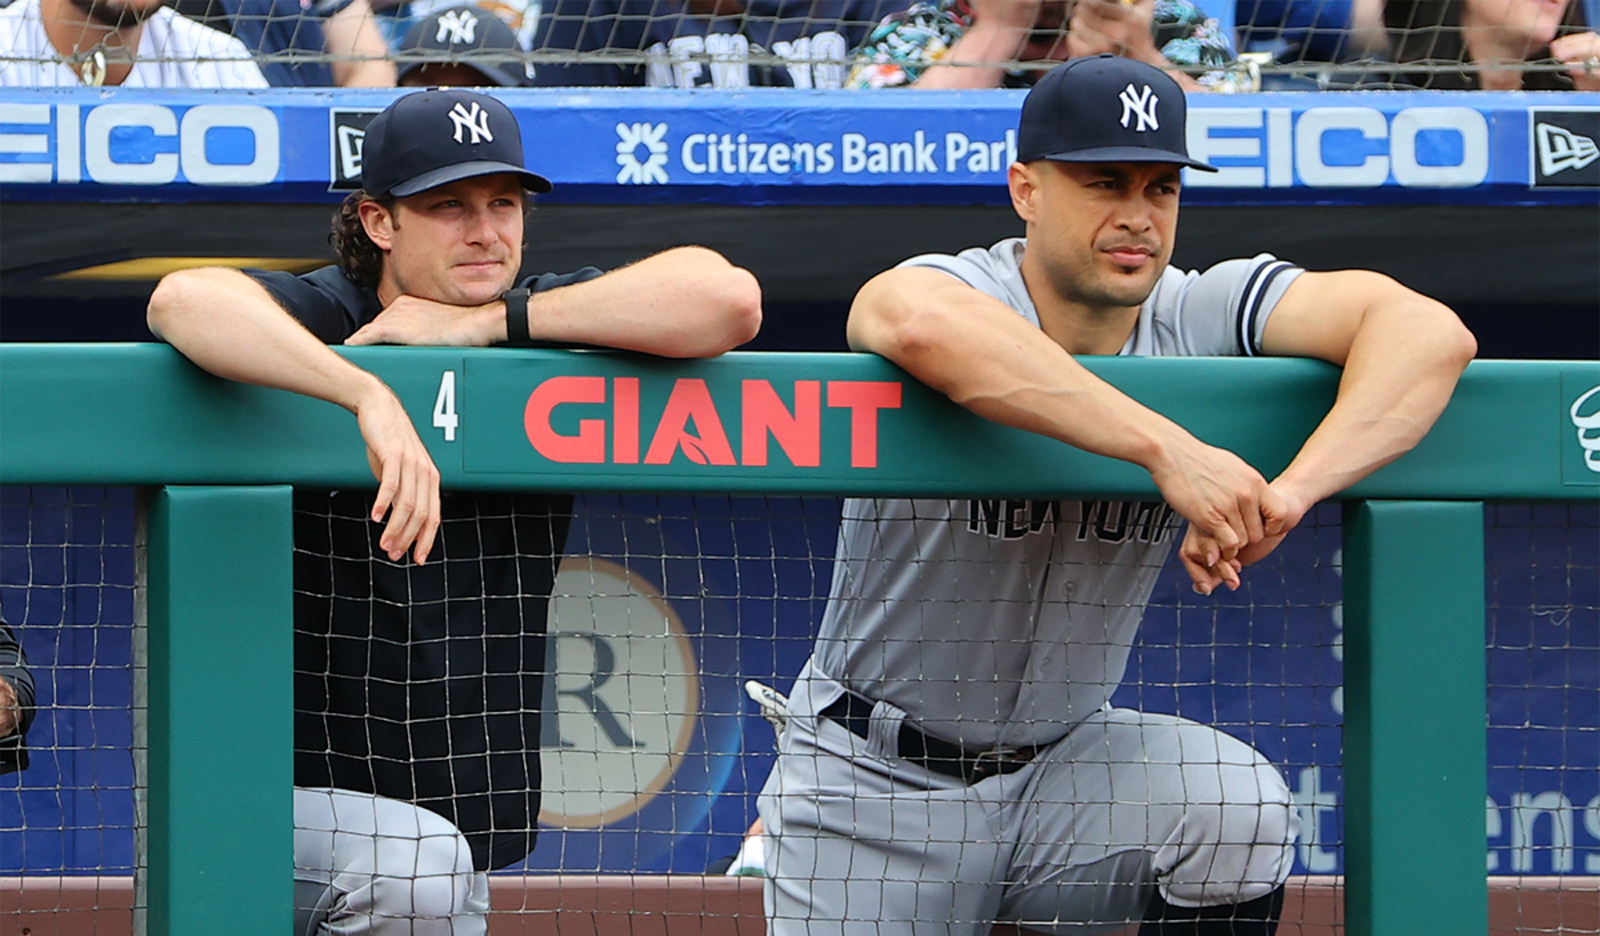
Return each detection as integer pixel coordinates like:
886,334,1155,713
329,188,537,289
329,190,394,290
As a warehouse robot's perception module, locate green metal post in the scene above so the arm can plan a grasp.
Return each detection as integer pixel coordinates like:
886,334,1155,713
146,486,294,935
1342,500,1487,936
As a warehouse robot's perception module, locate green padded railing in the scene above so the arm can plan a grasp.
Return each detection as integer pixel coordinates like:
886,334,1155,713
2,345,1597,936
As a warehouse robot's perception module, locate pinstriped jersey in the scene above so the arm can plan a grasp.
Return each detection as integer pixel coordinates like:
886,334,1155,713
802,238,1304,750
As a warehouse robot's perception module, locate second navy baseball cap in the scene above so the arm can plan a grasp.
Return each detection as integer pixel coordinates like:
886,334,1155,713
1017,55,1216,172
360,88,553,198
395,5,531,88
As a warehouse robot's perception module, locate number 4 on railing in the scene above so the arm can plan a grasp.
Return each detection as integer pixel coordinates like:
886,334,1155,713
434,370,459,442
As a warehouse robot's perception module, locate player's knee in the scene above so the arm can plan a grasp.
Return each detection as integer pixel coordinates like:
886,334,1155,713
373,812,478,919
376,840,475,921
1166,761,1296,905
1208,759,1295,849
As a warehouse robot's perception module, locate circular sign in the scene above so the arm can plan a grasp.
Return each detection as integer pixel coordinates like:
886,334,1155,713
538,557,700,828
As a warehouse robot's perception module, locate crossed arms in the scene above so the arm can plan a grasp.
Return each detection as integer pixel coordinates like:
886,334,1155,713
146,247,762,564
848,266,1478,591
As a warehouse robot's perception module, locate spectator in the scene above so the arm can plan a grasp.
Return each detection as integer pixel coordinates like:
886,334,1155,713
847,0,1254,92
1236,0,1387,63
0,619,33,775
0,0,269,86
395,3,530,85
195,0,395,85
1385,0,1598,89
644,0,900,88
368,0,536,52
525,0,897,88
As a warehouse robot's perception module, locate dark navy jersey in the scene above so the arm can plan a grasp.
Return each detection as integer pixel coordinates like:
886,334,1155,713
246,263,599,871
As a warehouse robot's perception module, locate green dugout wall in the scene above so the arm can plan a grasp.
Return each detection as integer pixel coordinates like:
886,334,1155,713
3,345,1597,936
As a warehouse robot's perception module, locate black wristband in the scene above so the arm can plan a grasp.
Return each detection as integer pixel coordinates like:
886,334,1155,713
504,287,530,345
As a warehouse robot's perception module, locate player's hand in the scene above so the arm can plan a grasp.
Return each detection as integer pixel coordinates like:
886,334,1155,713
1147,438,1275,566
352,382,441,564
346,294,502,348
1180,481,1313,595
1551,32,1600,92
1066,0,1160,64
1179,524,1242,595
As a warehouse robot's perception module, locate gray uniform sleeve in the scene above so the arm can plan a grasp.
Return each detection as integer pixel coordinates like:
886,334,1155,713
1175,254,1304,357
898,251,1013,306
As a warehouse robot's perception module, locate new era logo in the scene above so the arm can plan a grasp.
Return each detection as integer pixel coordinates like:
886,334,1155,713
1531,110,1600,188
1538,124,1598,176
328,108,380,191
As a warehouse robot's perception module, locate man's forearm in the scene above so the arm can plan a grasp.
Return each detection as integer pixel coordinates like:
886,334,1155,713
523,247,761,357
147,267,388,414
1275,299,1475,504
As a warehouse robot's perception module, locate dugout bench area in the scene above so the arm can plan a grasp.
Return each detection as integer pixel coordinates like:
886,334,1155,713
2,87,1598,936
1,347,1597,935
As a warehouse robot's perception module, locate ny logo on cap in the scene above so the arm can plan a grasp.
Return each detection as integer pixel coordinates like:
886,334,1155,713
436,8,479,44
448,100,493,144
1118,83,1159,133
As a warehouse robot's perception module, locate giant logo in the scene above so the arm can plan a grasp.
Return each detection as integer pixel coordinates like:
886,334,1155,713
0,103,279,185
522,376,902,468
539,558,699,827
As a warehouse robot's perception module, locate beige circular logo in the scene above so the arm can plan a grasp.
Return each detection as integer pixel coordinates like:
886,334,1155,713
538,557,699,828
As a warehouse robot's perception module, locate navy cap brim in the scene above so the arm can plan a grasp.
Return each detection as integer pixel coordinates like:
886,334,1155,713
1039,146,1217,173
394,59,526,88
389,159,553,197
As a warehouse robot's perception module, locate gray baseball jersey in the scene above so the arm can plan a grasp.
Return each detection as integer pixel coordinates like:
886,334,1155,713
800,238,1304,750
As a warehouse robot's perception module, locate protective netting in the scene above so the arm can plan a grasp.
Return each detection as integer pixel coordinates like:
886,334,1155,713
3,0,1598,91
0,487,1596,931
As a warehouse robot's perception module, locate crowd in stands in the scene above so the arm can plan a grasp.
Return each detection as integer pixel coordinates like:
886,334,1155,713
3,0,1598,90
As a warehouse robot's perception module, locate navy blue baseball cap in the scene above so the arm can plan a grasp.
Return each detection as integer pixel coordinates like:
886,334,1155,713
1017,55,1216,172
395,6,532,89
360,88,552,198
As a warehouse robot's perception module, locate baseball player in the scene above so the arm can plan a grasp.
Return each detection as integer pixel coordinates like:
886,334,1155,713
146,89,760,935
757,55,1475,936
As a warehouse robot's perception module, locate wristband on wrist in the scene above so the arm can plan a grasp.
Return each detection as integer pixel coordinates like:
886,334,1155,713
504,287,531,345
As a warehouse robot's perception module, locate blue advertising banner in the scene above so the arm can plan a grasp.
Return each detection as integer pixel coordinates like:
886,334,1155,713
2,88,1598,206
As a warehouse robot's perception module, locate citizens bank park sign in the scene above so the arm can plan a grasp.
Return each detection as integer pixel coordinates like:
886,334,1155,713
1,88,1597,206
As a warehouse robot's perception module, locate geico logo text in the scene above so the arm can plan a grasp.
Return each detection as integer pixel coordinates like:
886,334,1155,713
0,103,279,186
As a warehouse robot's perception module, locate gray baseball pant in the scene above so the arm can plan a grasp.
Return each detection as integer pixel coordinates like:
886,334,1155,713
758,699,1297,936
293,787,490,936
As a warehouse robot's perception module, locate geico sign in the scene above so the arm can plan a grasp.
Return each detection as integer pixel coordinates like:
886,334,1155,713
0,103,279,185
1186,106,1489,189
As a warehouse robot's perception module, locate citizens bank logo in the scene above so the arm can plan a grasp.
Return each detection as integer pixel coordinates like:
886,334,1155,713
1531,110,1600,187
616,122,669,184
539,558,698,827
1571,385,1600,474
328,108,380,191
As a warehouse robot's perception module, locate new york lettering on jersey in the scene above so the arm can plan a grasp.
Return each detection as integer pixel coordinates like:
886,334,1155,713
965,499,1180,544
